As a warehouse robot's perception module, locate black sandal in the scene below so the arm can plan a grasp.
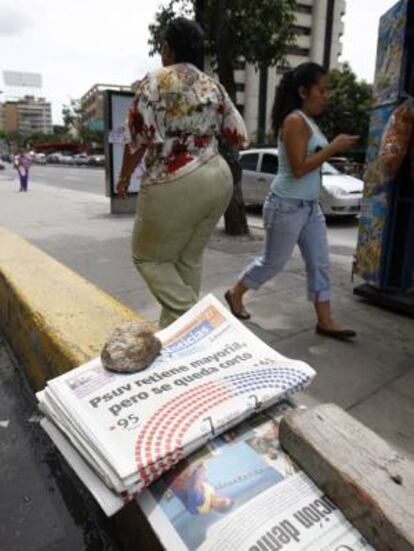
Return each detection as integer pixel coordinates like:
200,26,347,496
224,291,251,320
316,324,356,340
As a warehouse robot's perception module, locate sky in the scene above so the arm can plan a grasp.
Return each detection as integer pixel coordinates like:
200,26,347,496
0,0,399,125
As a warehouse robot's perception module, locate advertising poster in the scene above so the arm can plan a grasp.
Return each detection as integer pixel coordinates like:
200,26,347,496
373,0,408,106
105,90,144,196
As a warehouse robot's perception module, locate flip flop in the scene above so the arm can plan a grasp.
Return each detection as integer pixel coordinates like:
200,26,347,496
224,291,251,320
316,324,356,340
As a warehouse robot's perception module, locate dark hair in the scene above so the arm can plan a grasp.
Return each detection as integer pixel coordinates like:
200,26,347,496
163,17,205,69
272,62,327,137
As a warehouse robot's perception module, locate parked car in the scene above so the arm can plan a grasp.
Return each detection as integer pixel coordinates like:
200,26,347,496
88,154,105,167
33,153,47,164
328,156,354,174
46,152,74,164
239,148,363,217
73,153,90,166
47,152,65,164
63,155,76,165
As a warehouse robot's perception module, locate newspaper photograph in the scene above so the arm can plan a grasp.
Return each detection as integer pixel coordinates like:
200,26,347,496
138,401,374,551
37,294,316,498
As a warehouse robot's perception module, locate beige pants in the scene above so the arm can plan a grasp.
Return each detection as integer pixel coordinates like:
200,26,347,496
132,155,233,328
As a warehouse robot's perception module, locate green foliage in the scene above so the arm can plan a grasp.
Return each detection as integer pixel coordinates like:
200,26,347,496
148,0,193,56
27,131,54,145
61,100,103,146
148,0,297,69
62,99,82,134
2,130,24,149
80,128,104,147
319,63,373,152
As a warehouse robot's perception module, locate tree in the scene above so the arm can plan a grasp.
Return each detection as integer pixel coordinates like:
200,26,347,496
61,100,103,147
319,63,373,160
62,99,83,138
2,130,24,151
148,0,297,235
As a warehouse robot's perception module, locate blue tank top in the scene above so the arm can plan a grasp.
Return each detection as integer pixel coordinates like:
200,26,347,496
271,110,328,200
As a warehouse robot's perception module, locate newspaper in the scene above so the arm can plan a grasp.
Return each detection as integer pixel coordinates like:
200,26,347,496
37,294,315,500
138,401,374,551
40,417,124,517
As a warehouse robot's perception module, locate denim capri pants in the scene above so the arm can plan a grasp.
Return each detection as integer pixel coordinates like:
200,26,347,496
241,193,331,302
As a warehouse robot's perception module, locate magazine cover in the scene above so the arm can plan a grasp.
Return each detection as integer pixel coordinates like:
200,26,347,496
373,0,408,106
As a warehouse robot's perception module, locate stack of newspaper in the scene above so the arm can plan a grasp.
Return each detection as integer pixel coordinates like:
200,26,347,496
37,294,316,511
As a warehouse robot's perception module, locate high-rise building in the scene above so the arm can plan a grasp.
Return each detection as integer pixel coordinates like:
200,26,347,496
80,84,131,131
0,96,52,135
234,0,346,138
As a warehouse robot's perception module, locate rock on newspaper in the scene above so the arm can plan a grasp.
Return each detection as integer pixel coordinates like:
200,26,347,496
138,400,374,551
37,294,315,505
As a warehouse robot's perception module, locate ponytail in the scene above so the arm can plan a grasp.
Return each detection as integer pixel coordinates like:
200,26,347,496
271,62,327,138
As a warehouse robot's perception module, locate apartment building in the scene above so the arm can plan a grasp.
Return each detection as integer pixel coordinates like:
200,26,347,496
80,84,131,131
0,96,52,135
236,0,346,137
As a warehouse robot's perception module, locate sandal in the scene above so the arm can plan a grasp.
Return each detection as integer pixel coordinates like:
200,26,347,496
224,291,251,320
316,324,356,340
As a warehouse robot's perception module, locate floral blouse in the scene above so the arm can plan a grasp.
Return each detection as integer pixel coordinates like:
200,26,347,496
126,63,249,185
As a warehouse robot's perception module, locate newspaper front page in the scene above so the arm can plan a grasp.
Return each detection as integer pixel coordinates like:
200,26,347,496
138,401,374,551
37,295,315,497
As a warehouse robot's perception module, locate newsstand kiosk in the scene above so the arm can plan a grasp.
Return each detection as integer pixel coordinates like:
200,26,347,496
353,0,414,314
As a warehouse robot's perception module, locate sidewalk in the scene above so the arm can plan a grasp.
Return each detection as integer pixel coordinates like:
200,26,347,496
1,168,413,460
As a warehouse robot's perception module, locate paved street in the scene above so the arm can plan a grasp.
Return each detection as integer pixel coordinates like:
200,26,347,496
30,164,105,196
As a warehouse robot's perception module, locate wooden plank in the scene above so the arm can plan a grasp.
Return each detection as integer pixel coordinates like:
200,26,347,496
279,403,414,551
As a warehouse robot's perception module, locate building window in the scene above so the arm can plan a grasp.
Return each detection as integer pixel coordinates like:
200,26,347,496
288,46,310,56
235,82,245,92
296,4,312,14
292,25,311,36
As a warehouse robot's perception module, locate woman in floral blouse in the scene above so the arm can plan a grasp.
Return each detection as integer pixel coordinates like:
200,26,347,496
118,17,248,328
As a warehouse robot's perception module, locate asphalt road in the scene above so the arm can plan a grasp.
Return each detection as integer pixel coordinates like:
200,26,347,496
31,164,106,196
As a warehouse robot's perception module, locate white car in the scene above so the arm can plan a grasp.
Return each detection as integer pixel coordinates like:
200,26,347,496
73,153,90,166
33,153,47,164
239,148,363,217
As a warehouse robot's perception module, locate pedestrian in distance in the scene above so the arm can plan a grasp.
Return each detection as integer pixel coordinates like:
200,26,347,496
117,17,248,328
225,62,359,340
14,149,32,192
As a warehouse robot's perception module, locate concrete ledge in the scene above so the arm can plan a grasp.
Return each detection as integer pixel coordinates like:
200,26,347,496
0,226,162,547
0,226,143,391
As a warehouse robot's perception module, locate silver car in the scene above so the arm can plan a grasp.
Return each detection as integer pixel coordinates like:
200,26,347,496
239,148,363,216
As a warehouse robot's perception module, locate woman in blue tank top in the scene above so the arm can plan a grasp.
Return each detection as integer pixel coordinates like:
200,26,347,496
225,62,359,339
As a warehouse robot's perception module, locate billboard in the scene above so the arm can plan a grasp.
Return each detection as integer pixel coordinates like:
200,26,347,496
3,71,42,88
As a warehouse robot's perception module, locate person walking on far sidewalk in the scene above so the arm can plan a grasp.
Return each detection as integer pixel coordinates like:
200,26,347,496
14,149,32,192
225,62,359,340
117,17,248,328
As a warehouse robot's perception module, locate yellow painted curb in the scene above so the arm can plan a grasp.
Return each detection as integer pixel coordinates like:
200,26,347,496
0,226,145,391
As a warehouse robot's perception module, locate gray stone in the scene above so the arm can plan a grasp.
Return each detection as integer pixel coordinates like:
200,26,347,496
101,321,161,373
